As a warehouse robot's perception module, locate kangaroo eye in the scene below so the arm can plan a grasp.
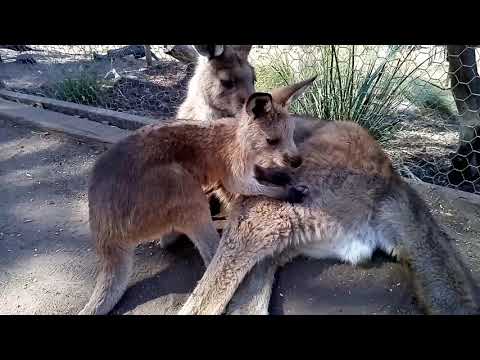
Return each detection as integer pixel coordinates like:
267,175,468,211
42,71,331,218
221,80,235,89
266,138,280,146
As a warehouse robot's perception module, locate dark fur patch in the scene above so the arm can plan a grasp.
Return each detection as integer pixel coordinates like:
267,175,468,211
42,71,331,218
254,165,292,186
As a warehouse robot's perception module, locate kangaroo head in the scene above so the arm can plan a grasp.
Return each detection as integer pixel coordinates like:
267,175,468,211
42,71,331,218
238,75,317,171
193,45,255,117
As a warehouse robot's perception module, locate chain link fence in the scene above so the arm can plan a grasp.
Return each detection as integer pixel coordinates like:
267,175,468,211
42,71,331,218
1,45,479,195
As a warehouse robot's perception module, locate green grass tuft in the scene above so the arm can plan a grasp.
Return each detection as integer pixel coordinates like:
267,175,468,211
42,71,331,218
47,71,105,106
255,45,435,144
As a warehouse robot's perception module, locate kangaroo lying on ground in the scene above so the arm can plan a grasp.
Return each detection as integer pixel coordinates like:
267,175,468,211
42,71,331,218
79,77,316,315
179,120,480,315
173,45,478,315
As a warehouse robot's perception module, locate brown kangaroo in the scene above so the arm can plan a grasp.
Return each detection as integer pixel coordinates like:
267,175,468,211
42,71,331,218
78,77,316,315
179,120,480,315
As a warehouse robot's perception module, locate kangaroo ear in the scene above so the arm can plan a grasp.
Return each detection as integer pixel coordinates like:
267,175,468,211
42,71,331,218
245,93,273,119
233,45,252,60
271,75,317,108
193,45,225,59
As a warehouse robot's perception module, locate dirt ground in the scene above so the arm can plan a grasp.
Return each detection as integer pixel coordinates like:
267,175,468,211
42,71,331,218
0,51,190,119
1,117,480,315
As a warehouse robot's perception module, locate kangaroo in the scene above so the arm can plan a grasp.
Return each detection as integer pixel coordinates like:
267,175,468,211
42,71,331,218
177,45,255,122
78,77,316,315
179,120,480,315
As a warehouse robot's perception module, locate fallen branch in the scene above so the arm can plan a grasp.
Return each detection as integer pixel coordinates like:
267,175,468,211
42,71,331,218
163,45,198,64
93,45,159,62
0,45,43,52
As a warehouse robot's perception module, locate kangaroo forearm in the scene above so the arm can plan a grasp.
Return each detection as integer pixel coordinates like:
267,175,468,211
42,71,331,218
224,176,288,200
240,181,288,200
253,164,292,187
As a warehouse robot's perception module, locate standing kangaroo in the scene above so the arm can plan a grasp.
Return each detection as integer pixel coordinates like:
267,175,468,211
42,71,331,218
177,45,255,122
179,120,480,315
78,78,315,315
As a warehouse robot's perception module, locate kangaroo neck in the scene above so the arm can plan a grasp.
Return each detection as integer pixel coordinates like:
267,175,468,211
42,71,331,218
213,120,249,179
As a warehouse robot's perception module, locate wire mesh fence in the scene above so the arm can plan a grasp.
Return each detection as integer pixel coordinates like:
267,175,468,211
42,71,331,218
1,45,479,195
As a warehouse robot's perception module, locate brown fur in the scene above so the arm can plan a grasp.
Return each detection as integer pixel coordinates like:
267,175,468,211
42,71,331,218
179,120,480,315
79,79,316,315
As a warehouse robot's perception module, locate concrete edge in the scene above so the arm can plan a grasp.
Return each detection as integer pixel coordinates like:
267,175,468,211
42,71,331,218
0,98,130,146
0,89,161,131
406,178,480,206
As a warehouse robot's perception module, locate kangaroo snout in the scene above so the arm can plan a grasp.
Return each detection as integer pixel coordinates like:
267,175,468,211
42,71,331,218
284,154,303,168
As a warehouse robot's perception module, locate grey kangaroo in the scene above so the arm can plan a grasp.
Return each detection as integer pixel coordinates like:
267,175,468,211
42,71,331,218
179,119,479,315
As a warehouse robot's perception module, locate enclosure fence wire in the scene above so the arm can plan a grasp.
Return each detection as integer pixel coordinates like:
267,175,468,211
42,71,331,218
1,45,479,195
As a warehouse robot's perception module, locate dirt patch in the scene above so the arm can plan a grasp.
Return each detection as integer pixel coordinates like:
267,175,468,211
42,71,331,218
0,51,192,119
98,63,192,118
385,109,460,188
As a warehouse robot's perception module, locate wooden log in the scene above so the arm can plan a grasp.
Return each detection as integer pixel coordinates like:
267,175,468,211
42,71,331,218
163,45,198,64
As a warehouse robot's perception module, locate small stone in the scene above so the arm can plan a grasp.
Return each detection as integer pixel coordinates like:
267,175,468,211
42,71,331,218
23,219,33,223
